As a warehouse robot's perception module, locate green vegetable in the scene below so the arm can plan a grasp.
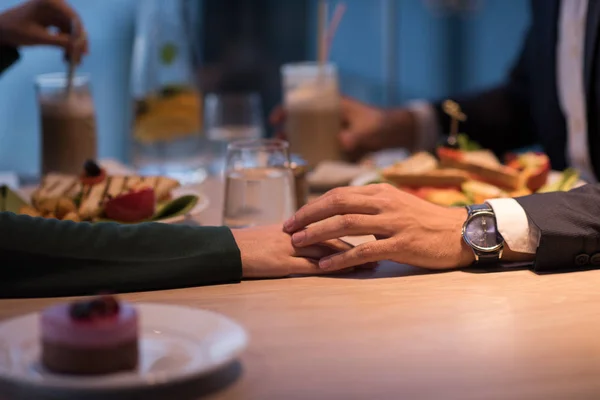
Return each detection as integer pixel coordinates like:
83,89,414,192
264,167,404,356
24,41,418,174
151,195,199,221
537,168,580,193
72,192,83,208
457,133,482,151
559,168,580,191
160,42,178,66
450,200,472,207
160,84,187,97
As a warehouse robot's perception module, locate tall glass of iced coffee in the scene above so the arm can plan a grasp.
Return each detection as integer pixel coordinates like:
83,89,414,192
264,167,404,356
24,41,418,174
281,62,343,168
35,73,97,175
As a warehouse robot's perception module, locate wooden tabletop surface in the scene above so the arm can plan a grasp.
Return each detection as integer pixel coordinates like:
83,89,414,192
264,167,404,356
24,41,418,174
1,178,599,400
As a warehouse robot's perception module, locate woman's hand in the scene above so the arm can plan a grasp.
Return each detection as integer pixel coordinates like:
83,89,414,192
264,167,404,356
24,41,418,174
232,225,375,278
283,184,475,271
0,0,87,62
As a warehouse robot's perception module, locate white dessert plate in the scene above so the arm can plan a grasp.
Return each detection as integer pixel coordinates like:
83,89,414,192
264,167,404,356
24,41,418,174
0,303,248,395
350,169,585,188
16,183,210,225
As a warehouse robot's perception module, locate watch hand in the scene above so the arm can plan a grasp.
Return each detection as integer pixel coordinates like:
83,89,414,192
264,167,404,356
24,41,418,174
484,219,489,247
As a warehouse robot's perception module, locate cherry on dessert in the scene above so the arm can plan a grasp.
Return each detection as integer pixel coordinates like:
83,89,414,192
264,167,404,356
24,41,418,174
69,302,92,320
84,160,102,177
88,296,120,317
98,295,120,315
69,296,121,320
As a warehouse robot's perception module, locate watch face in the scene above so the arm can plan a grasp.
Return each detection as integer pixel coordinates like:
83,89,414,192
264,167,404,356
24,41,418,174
464,213,503,251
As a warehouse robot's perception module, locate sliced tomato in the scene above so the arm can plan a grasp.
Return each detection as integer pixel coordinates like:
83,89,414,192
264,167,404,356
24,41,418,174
104,188,156,222
505,152,551,191
436,147,464,162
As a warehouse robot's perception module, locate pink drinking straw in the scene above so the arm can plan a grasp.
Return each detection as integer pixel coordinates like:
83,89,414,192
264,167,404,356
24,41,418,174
324,2,347,61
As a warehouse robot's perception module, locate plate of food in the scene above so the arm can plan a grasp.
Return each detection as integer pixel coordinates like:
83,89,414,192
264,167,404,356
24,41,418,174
351,135,584,206
0,295,248,396
2,160,209,224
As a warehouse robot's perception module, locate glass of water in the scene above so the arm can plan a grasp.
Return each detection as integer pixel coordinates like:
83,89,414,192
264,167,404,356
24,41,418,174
223,139,296,228
203,92,264,176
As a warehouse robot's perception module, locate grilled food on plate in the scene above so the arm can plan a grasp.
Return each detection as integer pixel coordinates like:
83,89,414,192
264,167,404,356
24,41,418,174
369,138,580,207
18,160,198,223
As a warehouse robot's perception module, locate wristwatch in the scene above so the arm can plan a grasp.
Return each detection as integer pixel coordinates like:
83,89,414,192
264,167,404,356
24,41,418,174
462,204,505,264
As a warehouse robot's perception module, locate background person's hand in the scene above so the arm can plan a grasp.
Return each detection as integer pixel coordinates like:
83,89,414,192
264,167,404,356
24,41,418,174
269,97,418,155
0,0,88,63
232,224,374,278
283,184,475,271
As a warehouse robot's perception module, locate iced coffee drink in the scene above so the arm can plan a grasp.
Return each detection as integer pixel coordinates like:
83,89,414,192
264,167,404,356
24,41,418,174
281,62,343,168
36,74,97,175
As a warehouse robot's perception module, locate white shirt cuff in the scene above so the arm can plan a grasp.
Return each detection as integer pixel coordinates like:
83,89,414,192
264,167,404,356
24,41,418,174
405,100,441,152
486,198,541,255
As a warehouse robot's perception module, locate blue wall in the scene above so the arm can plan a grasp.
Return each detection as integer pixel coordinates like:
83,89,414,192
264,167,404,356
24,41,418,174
461,0,529,92
0,0,529,174
0,0,136,176
321,0,530,104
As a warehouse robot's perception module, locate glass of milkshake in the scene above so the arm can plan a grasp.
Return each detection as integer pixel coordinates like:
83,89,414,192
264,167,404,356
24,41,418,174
281,62,343,168
35,73,97,175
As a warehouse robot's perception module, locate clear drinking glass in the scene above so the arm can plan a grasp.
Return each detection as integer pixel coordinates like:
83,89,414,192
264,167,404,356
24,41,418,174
223,139,296,228
203,92,264,175
35,73,97,175
281,62,343,168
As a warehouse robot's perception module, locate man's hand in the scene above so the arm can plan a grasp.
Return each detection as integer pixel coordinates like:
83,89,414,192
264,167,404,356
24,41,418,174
283,184,475,271
0,0,88,63
231,225,372,278
270,97,418,155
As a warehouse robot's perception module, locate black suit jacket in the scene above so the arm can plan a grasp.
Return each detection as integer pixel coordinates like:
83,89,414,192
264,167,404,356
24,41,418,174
434,0,600,272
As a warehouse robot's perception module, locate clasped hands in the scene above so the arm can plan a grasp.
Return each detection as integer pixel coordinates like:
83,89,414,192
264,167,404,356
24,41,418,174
235,183,474,279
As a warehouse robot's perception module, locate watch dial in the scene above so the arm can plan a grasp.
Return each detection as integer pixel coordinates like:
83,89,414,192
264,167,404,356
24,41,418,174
465,214,502,250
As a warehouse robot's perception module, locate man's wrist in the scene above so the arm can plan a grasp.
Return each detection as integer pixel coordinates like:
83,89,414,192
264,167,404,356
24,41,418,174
452,207,477,268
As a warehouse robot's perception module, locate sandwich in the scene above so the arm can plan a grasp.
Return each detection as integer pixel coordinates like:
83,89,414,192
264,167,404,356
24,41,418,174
436,147,523,190
381,152,470,188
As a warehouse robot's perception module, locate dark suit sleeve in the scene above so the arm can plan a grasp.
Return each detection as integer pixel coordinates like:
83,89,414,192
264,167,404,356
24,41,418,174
0,212,242,298
431,22,536,155
515,184,600,272
0,45,19,75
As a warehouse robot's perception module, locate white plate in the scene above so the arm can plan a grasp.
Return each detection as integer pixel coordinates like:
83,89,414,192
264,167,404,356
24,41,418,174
0,303,248,395
350,170,381,187
16,184,210,225
350,170,585,188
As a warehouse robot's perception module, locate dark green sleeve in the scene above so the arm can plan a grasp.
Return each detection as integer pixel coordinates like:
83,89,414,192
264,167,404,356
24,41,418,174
0,45,19,75
0,212,242,298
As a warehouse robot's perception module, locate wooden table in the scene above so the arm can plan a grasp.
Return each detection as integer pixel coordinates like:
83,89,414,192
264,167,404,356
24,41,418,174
2,178,600,399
